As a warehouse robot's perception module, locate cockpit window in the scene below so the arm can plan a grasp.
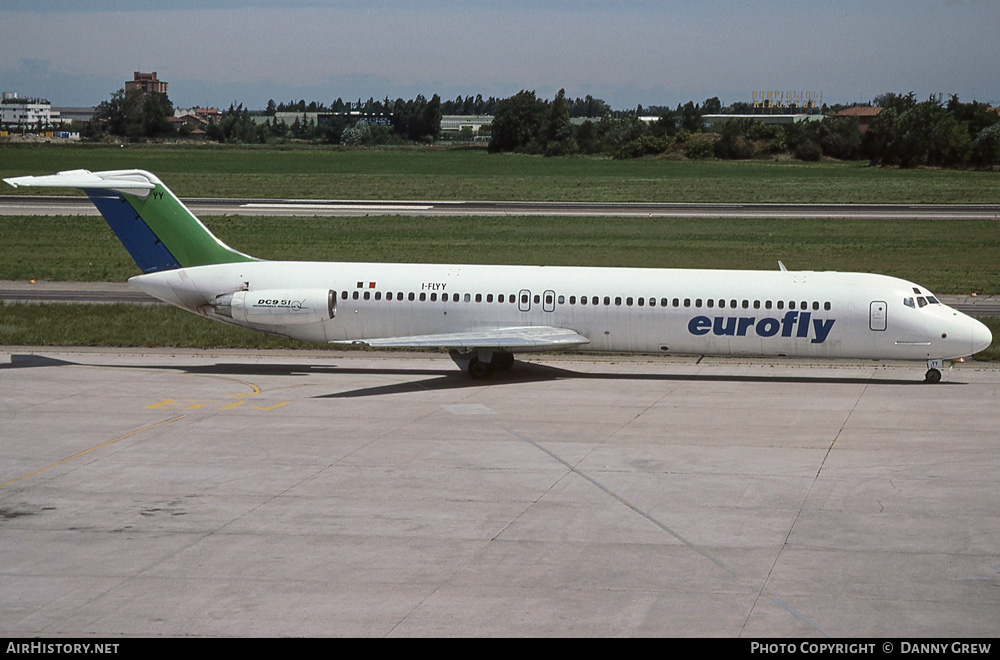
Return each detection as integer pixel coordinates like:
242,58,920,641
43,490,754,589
927,296,940,304
917,296,928,308
903,297,915,308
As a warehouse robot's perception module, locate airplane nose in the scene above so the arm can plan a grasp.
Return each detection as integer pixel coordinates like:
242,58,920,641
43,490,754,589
970,317,993,355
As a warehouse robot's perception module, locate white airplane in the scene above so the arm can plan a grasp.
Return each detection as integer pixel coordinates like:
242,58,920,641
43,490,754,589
5,169,992,382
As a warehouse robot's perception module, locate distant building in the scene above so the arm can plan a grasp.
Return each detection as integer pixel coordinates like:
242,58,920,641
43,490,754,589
53,107,96,125
832,106,882,134
175,107,221,126
440,115,493,135
125,71,168,94
701,114,825,128
262,111,394,128
1,92,59,130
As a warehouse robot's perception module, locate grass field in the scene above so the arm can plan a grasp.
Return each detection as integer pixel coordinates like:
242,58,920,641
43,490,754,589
2,143,998,203
2,213,998,294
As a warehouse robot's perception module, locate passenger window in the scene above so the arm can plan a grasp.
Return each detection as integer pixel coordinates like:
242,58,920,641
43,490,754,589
824,302,830,311
615,296,622,306
374,292,382,301
352,291,359,300
742,300,749,309
466,293,472,303
694,298,702,308
341,291,348,300
684,298,691,308
627,297,633,306
660,298,668,307
765,300,772,309
430,293,437,302
637,298,644,307
475,293,481,303
812,301,819,311
486,294,493,303
753,300,760,309
419,292,426,301
409,292,415,301
604,297,611,305
777,300,784,310
730,299,737,309
672,298,679,307
706,299,714,308
521,293,529,304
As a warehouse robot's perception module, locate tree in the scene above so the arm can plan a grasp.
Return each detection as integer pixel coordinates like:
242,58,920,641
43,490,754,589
89,88,175,140
216,103,259,143
702,97,722,114
488,90,548,153
972,124,1000,167
543,89,576,155
678,101,703,132
420,94,442,143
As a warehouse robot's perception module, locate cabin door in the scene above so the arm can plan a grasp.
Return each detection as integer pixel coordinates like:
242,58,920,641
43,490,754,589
518,289,531,312
870,301,887,331
543,290,556,312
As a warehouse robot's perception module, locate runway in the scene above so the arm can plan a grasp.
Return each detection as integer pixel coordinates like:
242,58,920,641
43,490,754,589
3,194,1000,219
2,348,997,637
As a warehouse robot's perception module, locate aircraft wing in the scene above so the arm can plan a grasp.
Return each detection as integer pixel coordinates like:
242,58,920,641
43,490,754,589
332,325,590,351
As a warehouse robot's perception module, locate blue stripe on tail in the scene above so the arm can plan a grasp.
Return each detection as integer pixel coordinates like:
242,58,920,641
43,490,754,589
85,190,180,273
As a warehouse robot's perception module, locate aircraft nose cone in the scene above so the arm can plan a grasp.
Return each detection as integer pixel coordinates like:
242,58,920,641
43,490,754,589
971,317,993,355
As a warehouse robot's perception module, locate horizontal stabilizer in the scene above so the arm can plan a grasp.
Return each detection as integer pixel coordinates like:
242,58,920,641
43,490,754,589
333,325,590,352
4,169,156,198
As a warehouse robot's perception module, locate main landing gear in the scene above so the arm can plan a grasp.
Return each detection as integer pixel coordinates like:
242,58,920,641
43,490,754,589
924,359,944,384
450,349,515,379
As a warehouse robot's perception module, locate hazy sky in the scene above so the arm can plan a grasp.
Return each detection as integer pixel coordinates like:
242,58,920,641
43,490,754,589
2,0,997,110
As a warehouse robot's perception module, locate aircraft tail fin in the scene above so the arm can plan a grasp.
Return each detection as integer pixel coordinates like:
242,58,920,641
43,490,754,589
3,169,256,273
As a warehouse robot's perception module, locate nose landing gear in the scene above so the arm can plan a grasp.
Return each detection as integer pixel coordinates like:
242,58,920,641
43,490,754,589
924,359,943,384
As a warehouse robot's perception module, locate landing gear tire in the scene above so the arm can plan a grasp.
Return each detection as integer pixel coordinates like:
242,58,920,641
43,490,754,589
490,351,515,371
468,358,494,380
924,368,942,384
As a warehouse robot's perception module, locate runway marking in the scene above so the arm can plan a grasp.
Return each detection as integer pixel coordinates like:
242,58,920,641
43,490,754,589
0,415,187,488
145,399,207,410
242,203,434,212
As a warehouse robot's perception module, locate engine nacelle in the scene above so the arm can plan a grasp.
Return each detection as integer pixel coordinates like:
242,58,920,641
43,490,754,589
212,289,336,325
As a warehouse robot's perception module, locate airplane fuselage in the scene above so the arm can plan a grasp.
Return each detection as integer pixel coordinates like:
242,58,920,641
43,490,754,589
130,260,990,363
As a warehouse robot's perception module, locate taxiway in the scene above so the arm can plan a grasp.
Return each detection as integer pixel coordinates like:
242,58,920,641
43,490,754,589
1,349,997,637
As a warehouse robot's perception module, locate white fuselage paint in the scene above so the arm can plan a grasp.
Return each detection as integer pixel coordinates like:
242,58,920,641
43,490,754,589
130,260,992,362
